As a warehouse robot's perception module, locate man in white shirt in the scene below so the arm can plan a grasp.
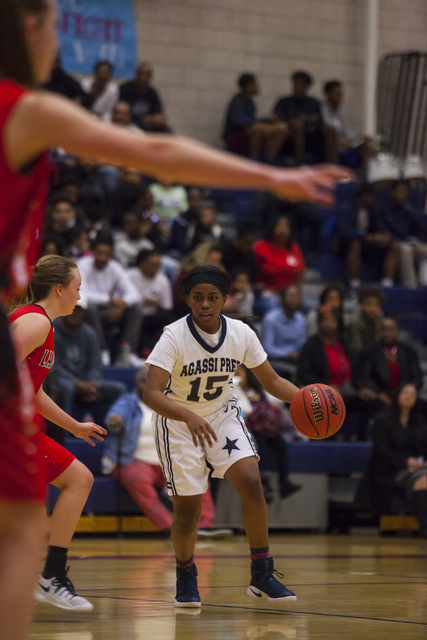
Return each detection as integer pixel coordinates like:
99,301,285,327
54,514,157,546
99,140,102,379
128,248,175,355
81,60,119,122
78,233,143,365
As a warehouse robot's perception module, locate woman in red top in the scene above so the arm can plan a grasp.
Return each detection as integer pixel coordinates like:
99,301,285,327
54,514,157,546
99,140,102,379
0,2,349,637
254,216,306,315
10,255,106,612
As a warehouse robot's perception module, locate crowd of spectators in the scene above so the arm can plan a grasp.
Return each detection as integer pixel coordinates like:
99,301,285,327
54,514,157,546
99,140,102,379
36,56,427,532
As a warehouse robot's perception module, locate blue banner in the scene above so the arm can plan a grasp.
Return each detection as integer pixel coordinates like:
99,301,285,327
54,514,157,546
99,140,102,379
57,0,137,78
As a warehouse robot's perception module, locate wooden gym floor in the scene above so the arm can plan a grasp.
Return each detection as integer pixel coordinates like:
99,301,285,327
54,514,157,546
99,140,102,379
30,532,427,640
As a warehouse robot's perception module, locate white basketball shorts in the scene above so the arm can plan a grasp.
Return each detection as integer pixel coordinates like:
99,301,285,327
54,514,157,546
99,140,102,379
152,396,259,496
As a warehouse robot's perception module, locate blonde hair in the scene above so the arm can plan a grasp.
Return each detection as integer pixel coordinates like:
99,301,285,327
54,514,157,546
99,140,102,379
8,255,78,313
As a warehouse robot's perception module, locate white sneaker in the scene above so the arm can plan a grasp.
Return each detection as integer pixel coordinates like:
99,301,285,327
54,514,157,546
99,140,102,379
35,573,93,611
197,528,233,538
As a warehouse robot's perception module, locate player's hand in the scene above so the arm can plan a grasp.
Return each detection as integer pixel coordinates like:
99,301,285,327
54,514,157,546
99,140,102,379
271,164,353,205
185,414,218,449
71,421,107,447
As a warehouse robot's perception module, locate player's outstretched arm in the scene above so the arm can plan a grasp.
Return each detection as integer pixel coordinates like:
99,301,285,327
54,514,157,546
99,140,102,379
251,359,299,404
34,388,107,447
7,92,351,206
144,365,218,449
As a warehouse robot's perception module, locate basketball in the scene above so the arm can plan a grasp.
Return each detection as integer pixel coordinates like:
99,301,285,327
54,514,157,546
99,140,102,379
289,383,346,439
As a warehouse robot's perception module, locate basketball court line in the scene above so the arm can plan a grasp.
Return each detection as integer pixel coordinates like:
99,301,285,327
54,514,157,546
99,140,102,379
67,553,427,560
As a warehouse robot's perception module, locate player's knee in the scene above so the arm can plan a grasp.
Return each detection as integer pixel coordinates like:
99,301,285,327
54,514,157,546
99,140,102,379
240,475,264,502
75,464,94,494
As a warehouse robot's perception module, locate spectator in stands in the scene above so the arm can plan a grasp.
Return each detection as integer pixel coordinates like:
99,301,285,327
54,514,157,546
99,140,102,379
45,196,81,242
355,316,423,410
128,249,175,354
254,215,305,313
189,203,223,251
297,307,358,406
78,233,142,366
223,270,255,317
321,80,375,170
262,285,306,364
335,183,400,291
103,368,215,534
376,180,427,287
48,297,126,431
149,180,188,224
41,233,65,257
109,169,149,228
119,62,170,132
44,54,87,102
81,60,119,122
223,73,288,162
111,101,140,130
66,226,91,261
359,383,427,537
347,286,384,358
221,222,258,285
167,187,204,259
114,210,154,268
75,157,112,226
254,192,322,256
233,364,300,503
305,284,345,339
271,70,324,165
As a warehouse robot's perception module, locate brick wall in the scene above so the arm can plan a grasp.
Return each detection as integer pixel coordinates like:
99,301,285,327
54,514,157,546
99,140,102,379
133,0,427,145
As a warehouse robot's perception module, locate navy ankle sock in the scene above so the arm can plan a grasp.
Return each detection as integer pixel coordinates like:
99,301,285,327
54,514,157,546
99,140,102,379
250,547,270,562
176,556,194,570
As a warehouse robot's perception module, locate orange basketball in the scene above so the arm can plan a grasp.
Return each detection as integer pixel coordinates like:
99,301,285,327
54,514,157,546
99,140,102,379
289,384,346,439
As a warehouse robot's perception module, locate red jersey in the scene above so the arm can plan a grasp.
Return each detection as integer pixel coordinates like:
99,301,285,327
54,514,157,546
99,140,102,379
254,240,306,293
9,304,54,394
0,80,51,293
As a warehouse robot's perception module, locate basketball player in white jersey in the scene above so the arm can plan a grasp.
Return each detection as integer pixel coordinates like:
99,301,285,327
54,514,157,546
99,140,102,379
144,265,300,607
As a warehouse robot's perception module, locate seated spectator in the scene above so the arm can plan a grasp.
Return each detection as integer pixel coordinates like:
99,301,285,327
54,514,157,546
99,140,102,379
335,183,400,290
223,73,288,162
357,384,427,537
321,80,375,171
297,307,358,406
111,101,140,130
254,192,322,257
189,203,223,251
223,270,255,317
271,70,324,165
108,169,150,227
65,226,92,261
221,222,258,285
376,180,427,287
114,210,154,268
128,249,175,354
167,187,204,259
254,215,305,314
306,284,345,339
119,62,171,132
346,286,383,358
261,285,306,364
233,365,301,503
149,180,189,224
355,316,423,412
47,297,126,432
81,60,119,122
75,157,112,226
103,368,215,534
45,196,83,244
41,233,65,257
78,233,143,366
44,54,87,103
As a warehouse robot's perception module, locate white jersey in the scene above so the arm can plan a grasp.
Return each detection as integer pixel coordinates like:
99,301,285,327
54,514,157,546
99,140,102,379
145,314,267,417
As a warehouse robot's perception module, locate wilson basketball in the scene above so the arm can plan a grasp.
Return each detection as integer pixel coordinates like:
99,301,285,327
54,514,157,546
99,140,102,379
289,384,346,439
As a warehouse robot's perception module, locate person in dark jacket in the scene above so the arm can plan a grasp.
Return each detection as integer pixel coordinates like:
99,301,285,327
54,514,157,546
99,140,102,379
356,384,427,536
355,316,423,409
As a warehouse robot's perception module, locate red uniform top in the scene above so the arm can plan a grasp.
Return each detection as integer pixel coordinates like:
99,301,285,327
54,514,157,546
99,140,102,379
9,304,55,394
0,80,51,293
254,239,306,293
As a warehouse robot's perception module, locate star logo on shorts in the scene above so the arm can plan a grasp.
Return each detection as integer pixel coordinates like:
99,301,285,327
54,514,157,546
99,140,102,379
223,437,240,456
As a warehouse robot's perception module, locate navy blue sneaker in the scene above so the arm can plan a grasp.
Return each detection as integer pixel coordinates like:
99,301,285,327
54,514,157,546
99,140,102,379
175,563,201,608
247,557,296,602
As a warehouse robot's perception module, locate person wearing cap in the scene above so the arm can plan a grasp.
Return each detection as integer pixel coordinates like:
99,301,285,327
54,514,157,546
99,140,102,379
46,295,126,439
